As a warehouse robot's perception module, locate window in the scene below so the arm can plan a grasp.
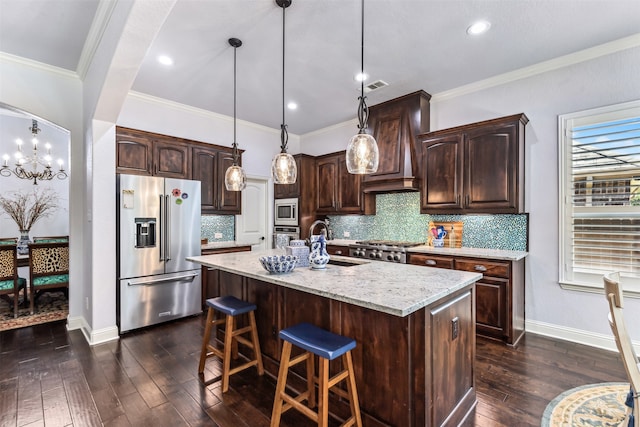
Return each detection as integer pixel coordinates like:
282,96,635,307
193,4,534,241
559,100,640,295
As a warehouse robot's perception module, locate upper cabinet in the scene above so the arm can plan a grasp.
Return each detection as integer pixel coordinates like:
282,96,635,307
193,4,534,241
363,90,431,193
274,154,315,200
316,151,374,215
116,127,241,215
418,114,528,214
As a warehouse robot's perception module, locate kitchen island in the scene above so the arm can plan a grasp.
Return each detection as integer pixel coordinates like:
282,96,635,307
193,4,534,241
188,249,482,427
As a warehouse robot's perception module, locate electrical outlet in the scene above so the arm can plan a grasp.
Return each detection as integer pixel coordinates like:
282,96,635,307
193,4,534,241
214,232,223,239
85,297,89,310
451,317,459,340
343,231,350,238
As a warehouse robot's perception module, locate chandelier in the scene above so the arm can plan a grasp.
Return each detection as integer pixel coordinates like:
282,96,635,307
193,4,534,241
1,119,68,185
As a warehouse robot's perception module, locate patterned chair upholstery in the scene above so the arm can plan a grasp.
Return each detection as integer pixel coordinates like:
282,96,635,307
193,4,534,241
29,241,69,315
0,243,26,318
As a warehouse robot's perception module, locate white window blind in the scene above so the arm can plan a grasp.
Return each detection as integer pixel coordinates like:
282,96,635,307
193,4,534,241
559,100,640,294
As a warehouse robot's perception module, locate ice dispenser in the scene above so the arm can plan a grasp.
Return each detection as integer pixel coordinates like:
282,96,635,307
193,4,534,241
135,217,156,248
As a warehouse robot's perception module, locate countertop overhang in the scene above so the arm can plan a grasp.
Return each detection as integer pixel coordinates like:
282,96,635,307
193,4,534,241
188,249,482,317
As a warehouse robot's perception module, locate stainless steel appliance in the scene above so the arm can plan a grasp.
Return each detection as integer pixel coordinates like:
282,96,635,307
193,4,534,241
274,198,298,226
349,240,424,264
273,225,300,249
117,174,202,333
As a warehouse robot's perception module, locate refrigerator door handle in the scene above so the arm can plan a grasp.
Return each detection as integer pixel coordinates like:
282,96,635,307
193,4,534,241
159,194,165,262
165,194,171,261
127,273,198,286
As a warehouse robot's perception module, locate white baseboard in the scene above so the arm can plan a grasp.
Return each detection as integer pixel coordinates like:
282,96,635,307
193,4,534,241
66,315,119,346
526,319,640,354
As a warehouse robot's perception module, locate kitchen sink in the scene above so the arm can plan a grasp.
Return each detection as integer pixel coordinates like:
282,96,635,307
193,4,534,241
327,258,367,267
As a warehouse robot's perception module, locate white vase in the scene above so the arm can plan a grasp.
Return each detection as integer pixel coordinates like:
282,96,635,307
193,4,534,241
308,234,330,269
17,229,31,255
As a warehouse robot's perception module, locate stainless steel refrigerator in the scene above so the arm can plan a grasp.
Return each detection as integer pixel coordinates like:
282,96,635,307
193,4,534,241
117,174,202,333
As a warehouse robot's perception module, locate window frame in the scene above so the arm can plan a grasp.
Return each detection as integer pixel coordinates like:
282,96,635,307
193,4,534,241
558,100,640,297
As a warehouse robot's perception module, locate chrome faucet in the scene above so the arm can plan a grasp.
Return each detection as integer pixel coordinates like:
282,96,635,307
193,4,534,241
309,219,334,241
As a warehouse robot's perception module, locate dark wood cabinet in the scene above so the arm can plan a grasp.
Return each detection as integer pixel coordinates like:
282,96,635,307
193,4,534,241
408,251,525,346
364,90,431,193
192,146,241,214
325,244,348,256
316,151,374,215
116,127,241,215
418,113,528,214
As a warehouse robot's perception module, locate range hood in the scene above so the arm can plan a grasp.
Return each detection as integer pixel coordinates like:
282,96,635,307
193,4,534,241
362,90,431,193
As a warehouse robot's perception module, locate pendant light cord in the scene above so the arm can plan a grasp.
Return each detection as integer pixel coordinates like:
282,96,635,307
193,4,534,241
280,2,289,153
357,0,369,134
232,43,239,164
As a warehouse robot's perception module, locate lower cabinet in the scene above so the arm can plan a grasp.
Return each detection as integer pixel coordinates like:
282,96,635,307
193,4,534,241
409,252,525,346
201,245,251,307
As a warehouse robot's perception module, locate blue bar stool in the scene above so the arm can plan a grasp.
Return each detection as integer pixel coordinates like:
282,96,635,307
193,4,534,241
198,296,264,392
270,322,362,427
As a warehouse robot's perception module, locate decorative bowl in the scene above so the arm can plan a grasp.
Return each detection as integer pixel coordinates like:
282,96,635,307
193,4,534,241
259,255,298,274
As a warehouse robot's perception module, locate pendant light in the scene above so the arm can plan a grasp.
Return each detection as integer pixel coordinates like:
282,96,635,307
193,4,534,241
346,0,379,174
271,0,297,185
224,37,247,191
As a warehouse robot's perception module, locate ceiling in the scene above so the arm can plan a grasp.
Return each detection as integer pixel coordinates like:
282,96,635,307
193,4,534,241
1,0,639,135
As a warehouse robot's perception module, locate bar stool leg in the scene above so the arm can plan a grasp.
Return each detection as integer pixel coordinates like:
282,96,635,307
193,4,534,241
221,314,235,392
317,357,329,427
344,351,363,427
306,350,316,408
198,307,216,374
249,311,265,375
270,341,292,427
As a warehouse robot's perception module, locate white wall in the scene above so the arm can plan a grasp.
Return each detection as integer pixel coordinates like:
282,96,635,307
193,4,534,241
300,45,640,346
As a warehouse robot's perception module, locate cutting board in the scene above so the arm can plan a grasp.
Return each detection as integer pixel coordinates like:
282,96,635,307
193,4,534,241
427,221,463,248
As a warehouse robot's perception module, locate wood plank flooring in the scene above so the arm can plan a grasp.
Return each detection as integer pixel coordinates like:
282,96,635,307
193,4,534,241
0,314,628,426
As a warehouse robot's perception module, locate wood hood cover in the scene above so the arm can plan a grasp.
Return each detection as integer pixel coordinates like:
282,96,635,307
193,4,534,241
363,90,431,193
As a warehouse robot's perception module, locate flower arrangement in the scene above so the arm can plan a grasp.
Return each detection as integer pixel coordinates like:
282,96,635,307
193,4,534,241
0,188,59,232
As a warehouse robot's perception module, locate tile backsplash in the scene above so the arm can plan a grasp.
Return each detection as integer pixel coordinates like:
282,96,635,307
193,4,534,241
201,215,235,242
328,192,528,251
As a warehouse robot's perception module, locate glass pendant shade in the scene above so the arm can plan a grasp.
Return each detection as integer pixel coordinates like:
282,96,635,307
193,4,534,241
346,131,379,174
224,164,246,191
271,152,297,184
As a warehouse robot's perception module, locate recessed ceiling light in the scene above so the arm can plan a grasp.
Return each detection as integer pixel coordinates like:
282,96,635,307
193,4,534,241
354,72,368,82
157,55,174,66
466,20,491,36
287,102,297,110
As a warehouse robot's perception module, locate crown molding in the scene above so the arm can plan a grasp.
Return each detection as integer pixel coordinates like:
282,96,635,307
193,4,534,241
76,0,118,80
432,33,640,102
0,52,78,80
126,91,287,136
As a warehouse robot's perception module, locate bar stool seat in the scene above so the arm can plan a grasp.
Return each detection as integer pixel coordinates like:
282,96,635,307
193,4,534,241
271,322,362,427
198,296,264,392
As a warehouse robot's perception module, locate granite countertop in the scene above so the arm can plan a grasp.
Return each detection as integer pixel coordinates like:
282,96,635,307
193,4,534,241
323,239,528,261
187,249,482,317
201,241,253,251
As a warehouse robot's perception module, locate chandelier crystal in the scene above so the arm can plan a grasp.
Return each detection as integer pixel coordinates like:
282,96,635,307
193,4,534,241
271,0,297,185
346,0,379,175
1,119,68,185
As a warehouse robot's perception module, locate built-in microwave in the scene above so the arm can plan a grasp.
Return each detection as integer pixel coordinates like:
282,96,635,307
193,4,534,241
274,198,298,226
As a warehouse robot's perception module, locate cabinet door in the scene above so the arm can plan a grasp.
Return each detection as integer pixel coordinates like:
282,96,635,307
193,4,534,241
420,134,464,211
316,156,338,213
217,154,241,213
116,132,153,175
246,277,279,361
274,156,301,199
153,138,190,178
464,123,518,211
192,146,218,213
337,155,366,213
474,277,508,339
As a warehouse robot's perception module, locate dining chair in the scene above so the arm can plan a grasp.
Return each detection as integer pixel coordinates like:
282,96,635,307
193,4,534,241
0,243,27,318
28,241,69,315
604,272,639,427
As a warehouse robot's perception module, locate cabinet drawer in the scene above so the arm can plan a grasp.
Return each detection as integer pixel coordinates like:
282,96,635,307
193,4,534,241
326,245,348,256
454,258,509,278
408,253,454,269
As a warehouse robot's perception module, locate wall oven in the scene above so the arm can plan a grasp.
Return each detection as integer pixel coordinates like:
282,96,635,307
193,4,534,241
274,198,299,226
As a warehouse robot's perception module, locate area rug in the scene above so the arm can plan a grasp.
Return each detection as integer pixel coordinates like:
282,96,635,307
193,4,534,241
541,382,631,427
0,290,68,331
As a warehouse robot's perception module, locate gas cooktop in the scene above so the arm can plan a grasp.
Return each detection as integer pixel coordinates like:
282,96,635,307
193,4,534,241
353,240,424,248
349,240,425,263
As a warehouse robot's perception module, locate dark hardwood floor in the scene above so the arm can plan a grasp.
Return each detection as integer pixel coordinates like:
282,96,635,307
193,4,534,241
0,314,627,427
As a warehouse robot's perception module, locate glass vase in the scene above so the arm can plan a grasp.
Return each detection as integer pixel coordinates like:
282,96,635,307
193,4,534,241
17,230,31,255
